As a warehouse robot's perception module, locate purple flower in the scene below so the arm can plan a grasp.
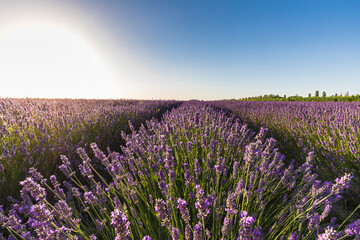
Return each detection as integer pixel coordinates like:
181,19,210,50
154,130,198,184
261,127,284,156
149,195,154,204
169,170,175,182
96,219,105,231
77,148,94,179
238,211,257,239
158,180,168,196
205,228,211,239
232,161,239,179
194,159,201,179
155,199,170,227
244,142,257,164
171,227,180,240
214,157,225,176
225,192,238,215
185,225,192,240
53,200,72,220
177,198,190,223
91,142,111,168
308,213,321,230
317,226,341,240
158,170,165,180
331,173,352,194
59,155,74,178
20,177,46,201
28,167,43,181
320,204,332,220
345,219,360,236
142,236,151,240
195,185,211,220
84,191,99,205
30,203,53,223
221,214,233,237
184,169,192,186
111,208,130,240
289,231,298,240
193,222,203,240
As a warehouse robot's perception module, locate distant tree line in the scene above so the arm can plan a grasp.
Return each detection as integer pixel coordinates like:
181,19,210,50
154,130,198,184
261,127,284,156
239,91,360,102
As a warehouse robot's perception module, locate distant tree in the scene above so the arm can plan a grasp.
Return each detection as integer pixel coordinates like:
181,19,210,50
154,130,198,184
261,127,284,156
322,91,326,97
284,94,286,99
335,93,338,97
315,90,319,97
345,91,349,97
308,93,311,98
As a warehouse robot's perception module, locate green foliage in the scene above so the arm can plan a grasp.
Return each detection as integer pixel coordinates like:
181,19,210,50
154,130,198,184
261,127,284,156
238,92,360,102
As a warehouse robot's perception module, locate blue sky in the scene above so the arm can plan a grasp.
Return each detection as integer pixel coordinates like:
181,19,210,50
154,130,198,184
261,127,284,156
0,0,359,99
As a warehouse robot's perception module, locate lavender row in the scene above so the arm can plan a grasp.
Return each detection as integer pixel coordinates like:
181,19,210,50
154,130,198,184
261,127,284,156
0,98,181,201
210,101,360,181
1,101,358,239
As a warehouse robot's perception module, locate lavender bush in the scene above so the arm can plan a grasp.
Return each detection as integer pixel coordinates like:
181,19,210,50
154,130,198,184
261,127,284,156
1,102,359,239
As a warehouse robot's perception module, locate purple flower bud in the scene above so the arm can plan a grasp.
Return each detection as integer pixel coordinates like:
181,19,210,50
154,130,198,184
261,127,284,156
53,200,72,220
185,225,192,240
158,180,167,196
20,177,46,201
177,198,190,223
317,226,340,240
289,231,298,240
195,185,211,220
221,214,233,237
155,199,170,227
345,219,360,236
28,167,43,181
331,173,352,194
111,208,130,240
30,203,53,222
193,222,203,240
225,192,238,215
84,191,99,205
171,227,180,240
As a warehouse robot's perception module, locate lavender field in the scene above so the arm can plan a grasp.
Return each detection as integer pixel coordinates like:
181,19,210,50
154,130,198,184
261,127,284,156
211,101,360,183
0,99,181,202
0,100,360,239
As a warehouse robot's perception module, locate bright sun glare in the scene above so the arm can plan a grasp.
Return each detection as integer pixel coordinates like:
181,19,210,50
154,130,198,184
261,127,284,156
0,20,117,99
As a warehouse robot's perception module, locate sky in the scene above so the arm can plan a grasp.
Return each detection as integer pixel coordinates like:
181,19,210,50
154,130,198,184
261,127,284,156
0,0,359,100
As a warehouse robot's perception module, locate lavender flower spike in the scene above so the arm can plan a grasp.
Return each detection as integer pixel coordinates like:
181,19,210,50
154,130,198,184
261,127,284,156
237,211,257,239
111,208,131,240
20,177,46,201
177,198,191,223
345,219,360,237
221,214,233,237
155,199,171,227
195,185,211,220
193,222,203,240
317,226,341,240
330,173,352,194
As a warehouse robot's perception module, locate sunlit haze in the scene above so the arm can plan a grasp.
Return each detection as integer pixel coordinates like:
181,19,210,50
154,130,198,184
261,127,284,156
0,0,359,100
0,20,117,98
